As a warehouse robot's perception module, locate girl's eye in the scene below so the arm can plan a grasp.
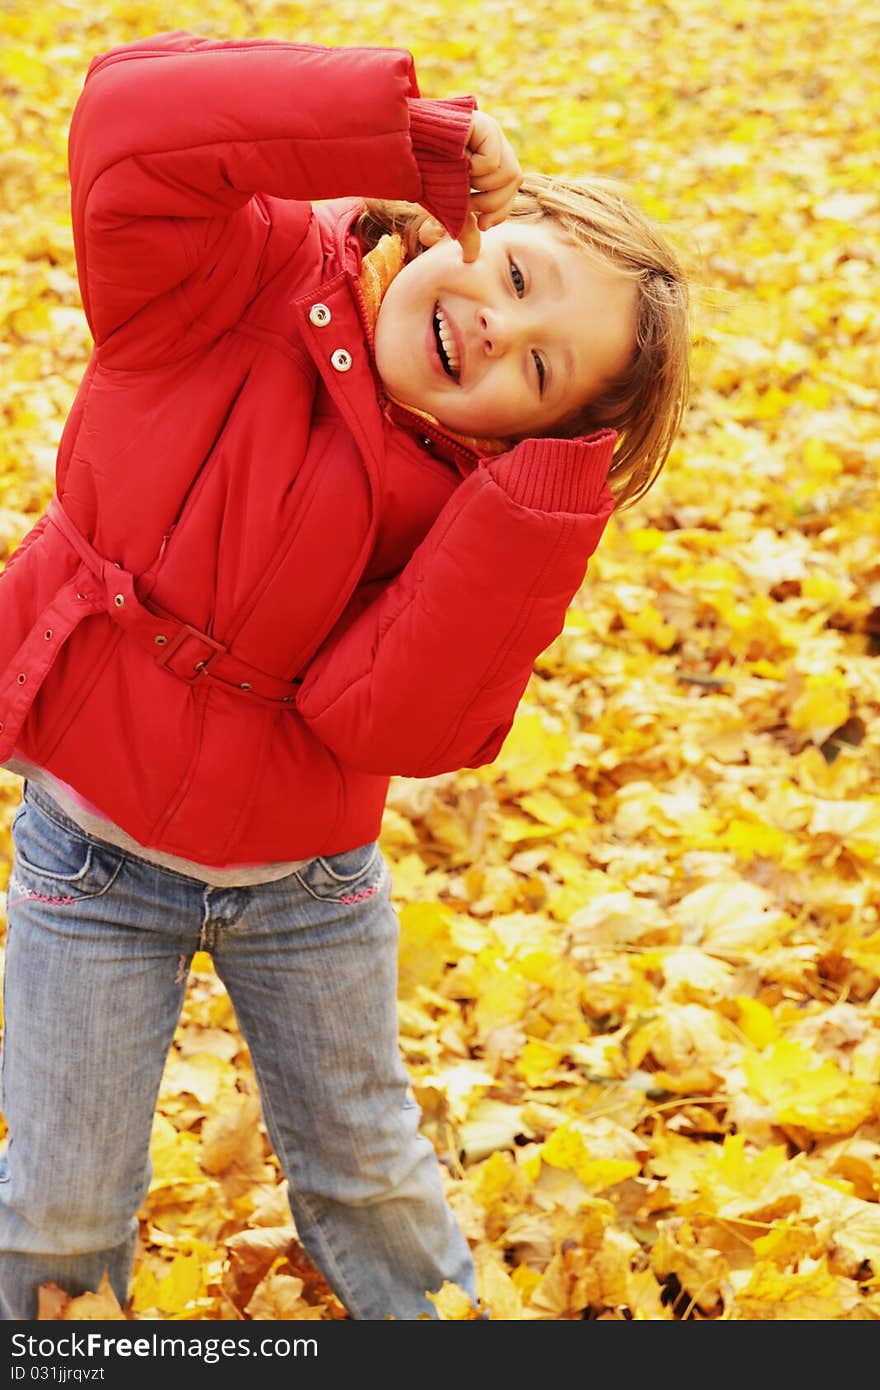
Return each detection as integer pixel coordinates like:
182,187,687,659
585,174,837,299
509,260,543,392
532,351,546,394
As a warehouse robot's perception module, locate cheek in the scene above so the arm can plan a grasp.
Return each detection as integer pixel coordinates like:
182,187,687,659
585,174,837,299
374,296,411,380
377,269,434,361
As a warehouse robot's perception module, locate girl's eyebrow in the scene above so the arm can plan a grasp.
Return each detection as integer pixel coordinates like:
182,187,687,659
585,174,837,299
522,241,561,301
532,246,564,299
510,236,563,299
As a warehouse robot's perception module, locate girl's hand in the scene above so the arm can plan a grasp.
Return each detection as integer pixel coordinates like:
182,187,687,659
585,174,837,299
418,111,522,262
459,110,523,261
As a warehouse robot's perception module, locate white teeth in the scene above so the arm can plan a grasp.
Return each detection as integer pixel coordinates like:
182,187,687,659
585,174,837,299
435,306,460,375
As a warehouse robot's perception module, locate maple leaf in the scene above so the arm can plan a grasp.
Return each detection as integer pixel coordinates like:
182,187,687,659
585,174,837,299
425,1280,481,1320
38,1272,126,1321
744,1040,876,1136
736,1256,865,1320
245,1270,324,1320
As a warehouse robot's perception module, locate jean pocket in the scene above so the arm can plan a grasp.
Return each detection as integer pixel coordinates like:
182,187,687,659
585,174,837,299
295,842,384,903
9,799,123,903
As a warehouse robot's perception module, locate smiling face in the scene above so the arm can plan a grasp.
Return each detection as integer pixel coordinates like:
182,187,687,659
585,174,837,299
372,219,639,440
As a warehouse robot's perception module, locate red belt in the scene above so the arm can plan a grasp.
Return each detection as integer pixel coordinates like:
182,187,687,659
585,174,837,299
47,498,299,706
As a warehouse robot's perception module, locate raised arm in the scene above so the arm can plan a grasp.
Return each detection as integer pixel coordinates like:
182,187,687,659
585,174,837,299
296,431,617,777
68,31,475,350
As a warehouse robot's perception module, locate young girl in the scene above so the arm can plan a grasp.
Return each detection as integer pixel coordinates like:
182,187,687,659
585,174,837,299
0,31,689,1320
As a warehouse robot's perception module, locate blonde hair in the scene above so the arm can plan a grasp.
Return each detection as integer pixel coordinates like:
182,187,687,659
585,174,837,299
357,174,691,509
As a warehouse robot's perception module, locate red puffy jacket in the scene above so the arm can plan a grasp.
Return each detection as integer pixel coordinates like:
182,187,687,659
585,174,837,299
0,32,616,866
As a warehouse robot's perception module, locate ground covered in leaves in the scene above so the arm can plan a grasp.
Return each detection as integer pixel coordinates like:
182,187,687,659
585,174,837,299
0,0,878,1322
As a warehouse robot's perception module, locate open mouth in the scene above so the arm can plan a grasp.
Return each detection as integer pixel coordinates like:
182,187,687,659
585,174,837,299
432,303,460,381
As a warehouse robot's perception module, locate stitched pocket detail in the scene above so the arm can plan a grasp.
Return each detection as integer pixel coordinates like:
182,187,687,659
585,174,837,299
9,799,123,903
294,842,383,902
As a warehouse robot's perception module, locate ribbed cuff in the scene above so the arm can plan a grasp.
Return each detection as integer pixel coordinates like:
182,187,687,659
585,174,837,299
407,95,476,238
487,430,617,513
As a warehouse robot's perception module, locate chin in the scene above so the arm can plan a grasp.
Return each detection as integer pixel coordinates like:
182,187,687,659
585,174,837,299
442,412,503,438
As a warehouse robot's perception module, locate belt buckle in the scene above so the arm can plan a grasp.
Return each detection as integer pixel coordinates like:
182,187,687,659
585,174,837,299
153,623,227,682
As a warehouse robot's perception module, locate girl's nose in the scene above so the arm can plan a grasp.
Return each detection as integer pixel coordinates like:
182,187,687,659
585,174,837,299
478,308,514,357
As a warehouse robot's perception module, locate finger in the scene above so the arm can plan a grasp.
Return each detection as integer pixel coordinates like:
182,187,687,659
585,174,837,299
468,186,520,218
456,212,481,263
468,135,502,169
469,162,519,191
475,186,522,230
417,214,447,249
477,209,512,231
467,152,500,179
466,112,503,159
468,147,505,180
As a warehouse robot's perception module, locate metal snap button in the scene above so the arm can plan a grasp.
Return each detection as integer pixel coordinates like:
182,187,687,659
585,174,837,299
239,682,252,691
309,303,331,326
330,348,352,372
114,593,125,608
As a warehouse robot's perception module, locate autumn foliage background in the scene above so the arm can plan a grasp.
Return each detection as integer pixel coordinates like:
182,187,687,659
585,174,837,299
0,0,878,1321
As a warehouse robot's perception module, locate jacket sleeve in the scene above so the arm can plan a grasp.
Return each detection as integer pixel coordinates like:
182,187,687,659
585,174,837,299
68,31,474,350
295,431,617,777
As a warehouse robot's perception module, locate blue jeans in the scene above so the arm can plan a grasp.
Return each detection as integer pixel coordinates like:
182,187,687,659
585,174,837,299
0,781,475,1320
